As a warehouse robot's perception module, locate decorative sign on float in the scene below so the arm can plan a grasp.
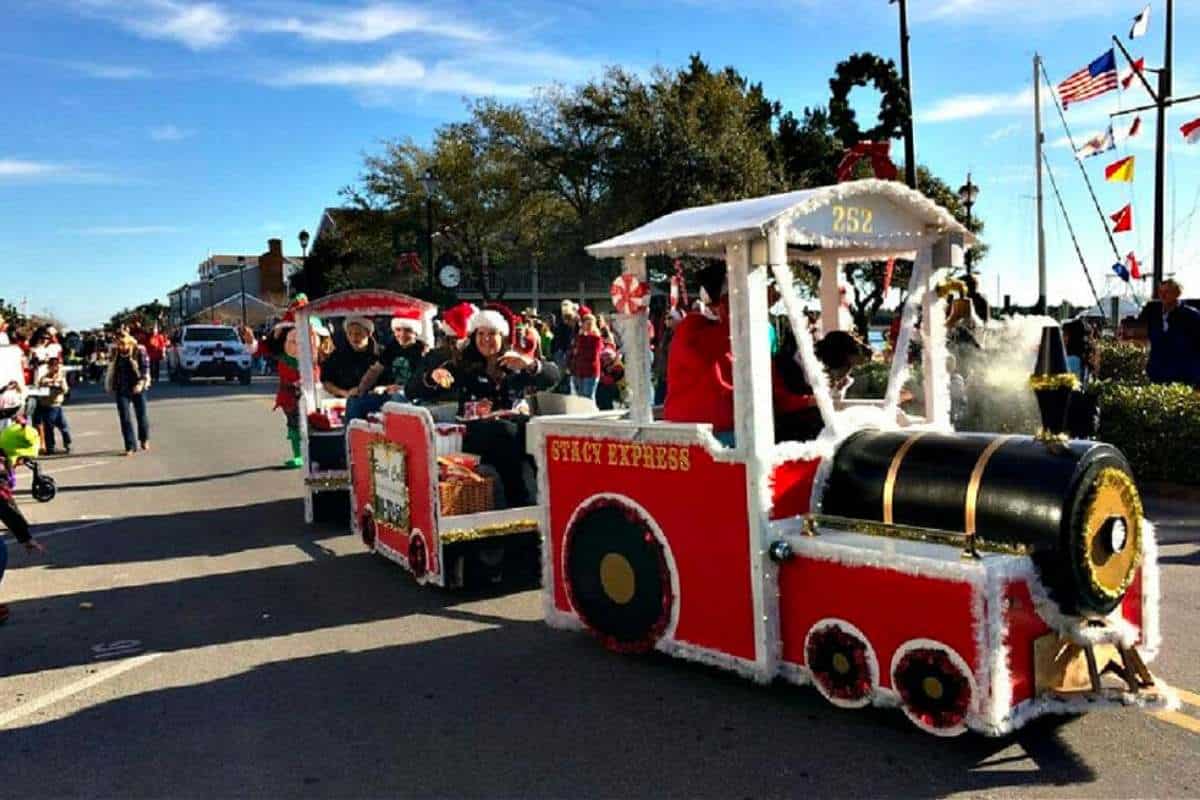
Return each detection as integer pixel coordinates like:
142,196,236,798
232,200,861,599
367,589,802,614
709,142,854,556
371,441,410,532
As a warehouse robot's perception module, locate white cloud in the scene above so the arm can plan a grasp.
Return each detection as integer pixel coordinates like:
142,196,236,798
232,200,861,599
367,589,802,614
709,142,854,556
149,124,193,141
121,0,236,50
923,88,1033,123
0,159,68,178
75,225,181,235
270,52,536,98
255,3,488,44
77,0,489,50
65,60,152,79
923,0,1129,23
987,122,1023,142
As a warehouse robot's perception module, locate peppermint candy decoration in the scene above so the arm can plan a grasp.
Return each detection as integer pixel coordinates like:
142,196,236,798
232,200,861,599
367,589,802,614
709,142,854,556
610,272,649,315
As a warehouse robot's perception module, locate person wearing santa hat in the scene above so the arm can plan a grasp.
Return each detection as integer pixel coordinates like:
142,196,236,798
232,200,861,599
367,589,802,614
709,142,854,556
663,263,736,445
404,302,476,402
411,307,560,505
367,308,429,400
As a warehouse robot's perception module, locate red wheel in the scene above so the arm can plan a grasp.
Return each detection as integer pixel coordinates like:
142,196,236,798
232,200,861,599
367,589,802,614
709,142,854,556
408,533,428,580
891,640,976,736
804,619,878,709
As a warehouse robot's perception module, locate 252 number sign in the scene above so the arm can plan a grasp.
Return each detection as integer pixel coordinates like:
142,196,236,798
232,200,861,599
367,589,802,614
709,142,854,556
831,204,874,234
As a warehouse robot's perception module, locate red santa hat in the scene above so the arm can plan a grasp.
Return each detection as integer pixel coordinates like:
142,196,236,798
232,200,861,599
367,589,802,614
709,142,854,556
467,308,510,338
390,308,424,339
439,302,478,341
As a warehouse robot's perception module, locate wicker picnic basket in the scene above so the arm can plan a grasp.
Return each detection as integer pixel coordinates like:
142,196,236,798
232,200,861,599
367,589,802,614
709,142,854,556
437,457,495,516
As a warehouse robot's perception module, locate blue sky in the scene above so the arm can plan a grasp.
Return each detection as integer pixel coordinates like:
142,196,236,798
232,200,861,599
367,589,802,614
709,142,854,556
2,0,1198,328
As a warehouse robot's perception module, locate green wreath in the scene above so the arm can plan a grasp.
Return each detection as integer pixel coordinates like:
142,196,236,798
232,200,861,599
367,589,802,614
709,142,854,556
828,53,909,145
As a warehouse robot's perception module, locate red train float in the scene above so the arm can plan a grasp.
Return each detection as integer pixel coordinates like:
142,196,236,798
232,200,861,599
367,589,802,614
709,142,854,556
338,180,1175,735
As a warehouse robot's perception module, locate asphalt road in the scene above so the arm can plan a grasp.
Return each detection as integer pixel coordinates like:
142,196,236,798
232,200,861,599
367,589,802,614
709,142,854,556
2,380,1198,799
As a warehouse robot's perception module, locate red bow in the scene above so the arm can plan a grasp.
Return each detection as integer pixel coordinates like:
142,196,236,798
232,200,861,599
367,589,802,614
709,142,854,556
835,141,899,183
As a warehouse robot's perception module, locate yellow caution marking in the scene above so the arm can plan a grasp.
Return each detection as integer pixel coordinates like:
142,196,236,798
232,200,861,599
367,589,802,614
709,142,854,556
1153,709,1200,735
1174,687,1200,709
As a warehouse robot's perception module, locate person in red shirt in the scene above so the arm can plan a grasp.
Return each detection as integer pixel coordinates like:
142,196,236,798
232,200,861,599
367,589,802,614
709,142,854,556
570,313,603,400
145,324,168,382
663,264,736,444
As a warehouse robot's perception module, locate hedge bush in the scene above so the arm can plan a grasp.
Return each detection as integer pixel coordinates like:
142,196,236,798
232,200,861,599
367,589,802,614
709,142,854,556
1095,340,1149,384
1090,380,1200,484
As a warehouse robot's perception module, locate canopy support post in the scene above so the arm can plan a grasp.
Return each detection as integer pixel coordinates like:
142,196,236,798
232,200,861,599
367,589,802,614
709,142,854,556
620,254,653,426
728,237,777,681
819,255,842,335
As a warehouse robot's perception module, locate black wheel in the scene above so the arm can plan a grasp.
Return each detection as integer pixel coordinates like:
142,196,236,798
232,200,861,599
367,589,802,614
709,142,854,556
408,533,428,580
225,374,235,382
892,642,974,736
360,514,376,549
564,498,672,652
174,370,190,385
238,371,252,386
32,474,57,503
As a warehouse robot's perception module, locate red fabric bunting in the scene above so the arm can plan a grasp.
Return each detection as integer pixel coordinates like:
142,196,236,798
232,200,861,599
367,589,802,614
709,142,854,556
835,141,899,183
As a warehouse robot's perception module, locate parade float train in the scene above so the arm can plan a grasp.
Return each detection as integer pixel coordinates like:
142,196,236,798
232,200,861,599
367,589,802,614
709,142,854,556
343,180,1174,736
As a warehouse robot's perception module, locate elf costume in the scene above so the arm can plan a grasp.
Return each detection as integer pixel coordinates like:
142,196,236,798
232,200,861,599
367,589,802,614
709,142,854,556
258,295,330,469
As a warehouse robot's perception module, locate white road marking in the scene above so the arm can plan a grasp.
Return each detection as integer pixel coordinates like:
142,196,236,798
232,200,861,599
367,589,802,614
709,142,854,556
3,518,116,543
0,653,162,730
14,459,111,478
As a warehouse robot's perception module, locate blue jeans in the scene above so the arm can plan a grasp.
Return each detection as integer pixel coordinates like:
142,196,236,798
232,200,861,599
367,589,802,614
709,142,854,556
571,376,598,400
34,406,71,451
115,392,150,452
344,392,390,424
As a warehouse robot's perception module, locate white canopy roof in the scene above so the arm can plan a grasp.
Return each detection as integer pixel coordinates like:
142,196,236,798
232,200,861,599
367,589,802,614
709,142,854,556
586,179,974,259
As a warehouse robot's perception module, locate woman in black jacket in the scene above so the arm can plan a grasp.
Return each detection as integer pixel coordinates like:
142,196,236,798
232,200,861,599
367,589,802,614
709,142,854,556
410,310,560,506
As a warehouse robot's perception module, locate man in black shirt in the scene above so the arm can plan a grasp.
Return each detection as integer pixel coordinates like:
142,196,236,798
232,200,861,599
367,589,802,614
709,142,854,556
322,317,382,421
1133,278,1200,387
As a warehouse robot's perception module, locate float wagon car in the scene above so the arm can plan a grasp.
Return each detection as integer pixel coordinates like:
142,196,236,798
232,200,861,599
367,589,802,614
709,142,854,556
526,179,1175,736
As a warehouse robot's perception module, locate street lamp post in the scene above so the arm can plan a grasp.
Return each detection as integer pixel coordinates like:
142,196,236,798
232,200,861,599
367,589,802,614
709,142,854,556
957,173,979,274
298,229,310,259
237,255,247,327
207,275,216,324
421,168,440,294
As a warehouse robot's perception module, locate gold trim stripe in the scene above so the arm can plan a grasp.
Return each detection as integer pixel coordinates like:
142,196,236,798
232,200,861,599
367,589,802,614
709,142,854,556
964,436,1013,536
883,433,926,524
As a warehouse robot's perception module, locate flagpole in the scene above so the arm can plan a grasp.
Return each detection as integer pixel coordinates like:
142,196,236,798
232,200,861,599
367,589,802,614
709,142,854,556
1152,0,1173,290
1034,53,1047,315
1039,61,1122,262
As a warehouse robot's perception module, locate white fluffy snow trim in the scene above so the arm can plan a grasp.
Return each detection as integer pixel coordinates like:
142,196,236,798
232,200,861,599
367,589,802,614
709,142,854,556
770,260,840,436
1139,519,1161,661
759,438,835,518
656,638,771,684
975,680,1180,737
467,309,509,338
882,260,929,416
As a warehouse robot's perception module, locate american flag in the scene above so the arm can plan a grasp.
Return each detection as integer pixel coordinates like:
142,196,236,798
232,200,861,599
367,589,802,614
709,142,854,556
1057,50,1119,108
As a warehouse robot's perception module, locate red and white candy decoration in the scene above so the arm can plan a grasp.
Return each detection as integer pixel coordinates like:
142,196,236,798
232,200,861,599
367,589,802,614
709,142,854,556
610,272,650,315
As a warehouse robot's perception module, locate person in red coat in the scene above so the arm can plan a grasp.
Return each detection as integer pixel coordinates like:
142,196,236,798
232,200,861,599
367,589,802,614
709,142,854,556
663,264,736,444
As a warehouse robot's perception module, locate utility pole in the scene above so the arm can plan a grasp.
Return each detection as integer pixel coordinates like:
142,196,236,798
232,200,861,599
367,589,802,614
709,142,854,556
1034,54,1047,315
1154,0,1173,291
892,0,918,188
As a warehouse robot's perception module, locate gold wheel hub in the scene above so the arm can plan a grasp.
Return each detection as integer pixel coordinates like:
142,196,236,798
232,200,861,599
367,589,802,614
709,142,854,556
832,652,852,675
1082,468,1143,600
922,676,945,701
599,553,636,605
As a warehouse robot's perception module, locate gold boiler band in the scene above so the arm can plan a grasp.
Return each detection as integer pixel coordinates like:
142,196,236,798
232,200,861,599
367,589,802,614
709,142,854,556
964,435,1014,537
882,432,926,524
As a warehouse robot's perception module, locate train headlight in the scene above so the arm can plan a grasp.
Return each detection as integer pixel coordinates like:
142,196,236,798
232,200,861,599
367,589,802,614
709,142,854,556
1076,467,1143,605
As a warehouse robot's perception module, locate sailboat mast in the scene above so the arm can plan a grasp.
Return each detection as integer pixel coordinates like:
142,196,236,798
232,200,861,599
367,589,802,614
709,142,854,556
1152,0,1173,291
1034,53,1047,315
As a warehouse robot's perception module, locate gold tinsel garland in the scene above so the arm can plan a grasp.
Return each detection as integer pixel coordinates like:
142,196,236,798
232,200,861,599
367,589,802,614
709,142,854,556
1029,373,1081,392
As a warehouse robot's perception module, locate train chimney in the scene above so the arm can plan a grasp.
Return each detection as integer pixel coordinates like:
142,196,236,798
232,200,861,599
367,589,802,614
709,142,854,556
1029,325,1078,440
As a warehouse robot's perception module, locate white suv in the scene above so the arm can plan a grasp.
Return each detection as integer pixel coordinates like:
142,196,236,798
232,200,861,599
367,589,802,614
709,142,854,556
168,325,252,385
